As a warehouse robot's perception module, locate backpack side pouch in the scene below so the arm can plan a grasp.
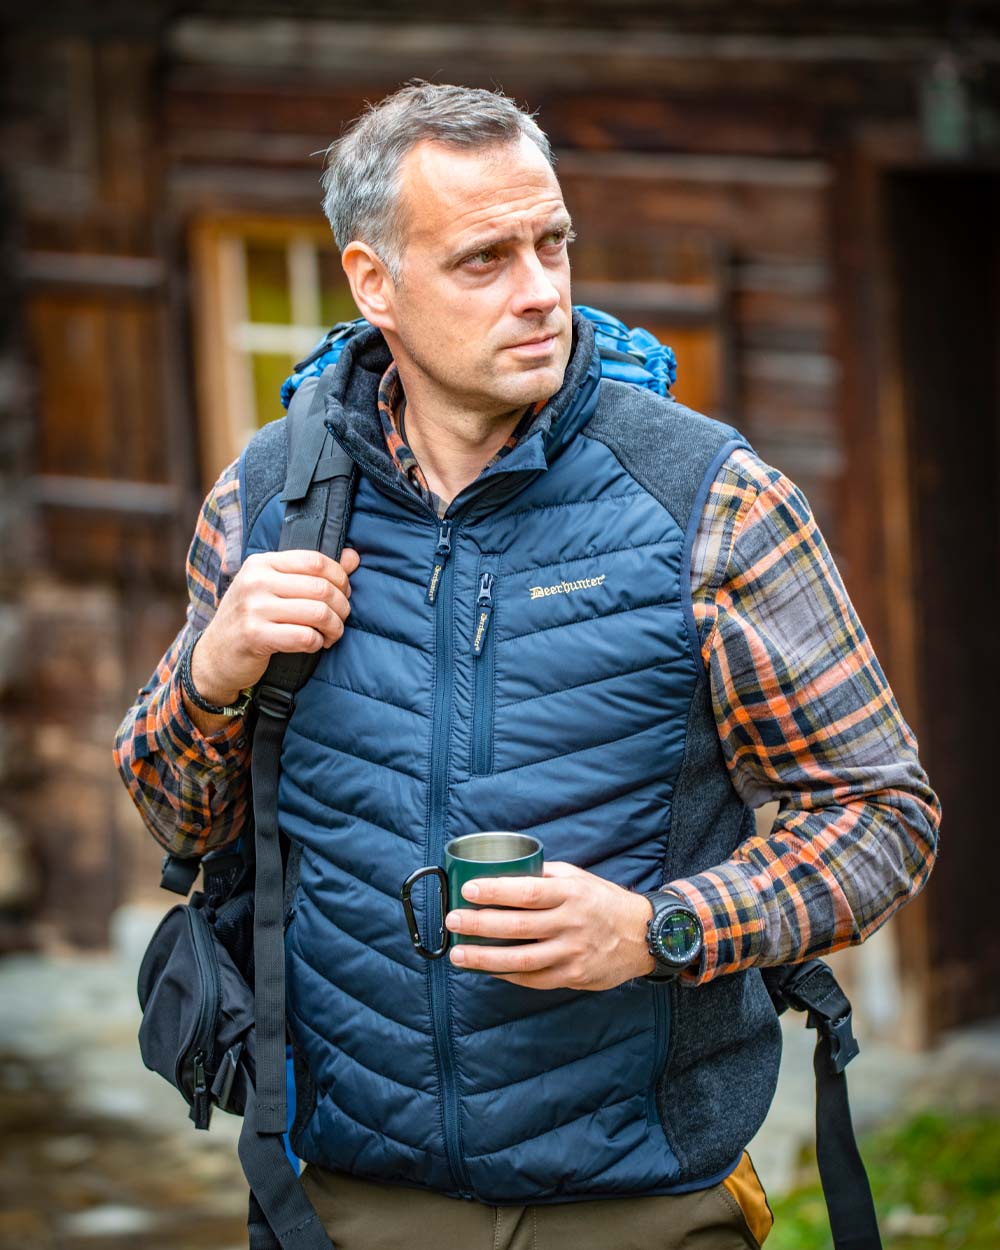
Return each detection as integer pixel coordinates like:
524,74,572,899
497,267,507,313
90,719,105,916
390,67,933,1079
137,899,255,1127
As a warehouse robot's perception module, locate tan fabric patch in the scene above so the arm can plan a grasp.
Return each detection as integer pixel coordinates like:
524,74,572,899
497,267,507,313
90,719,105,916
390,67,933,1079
722,1152,774,1246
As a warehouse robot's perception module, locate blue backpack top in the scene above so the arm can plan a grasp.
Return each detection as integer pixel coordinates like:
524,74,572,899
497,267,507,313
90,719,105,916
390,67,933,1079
278,304,677,410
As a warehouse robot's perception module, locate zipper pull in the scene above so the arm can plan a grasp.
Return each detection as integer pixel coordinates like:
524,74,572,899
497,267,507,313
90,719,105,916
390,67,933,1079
426,522,453,604
472,572,495,655
190,1050,212,1130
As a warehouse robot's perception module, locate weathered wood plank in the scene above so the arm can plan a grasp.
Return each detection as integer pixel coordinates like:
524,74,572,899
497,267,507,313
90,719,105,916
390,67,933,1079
167,18,1000,86
561,171,829,262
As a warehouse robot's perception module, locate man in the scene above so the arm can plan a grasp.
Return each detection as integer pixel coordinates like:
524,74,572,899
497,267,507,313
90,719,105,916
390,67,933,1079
115,82,940,1249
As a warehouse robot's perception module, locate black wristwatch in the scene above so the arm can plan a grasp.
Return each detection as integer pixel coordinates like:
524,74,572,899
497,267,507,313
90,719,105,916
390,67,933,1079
641,890,704,982
180,634,255,718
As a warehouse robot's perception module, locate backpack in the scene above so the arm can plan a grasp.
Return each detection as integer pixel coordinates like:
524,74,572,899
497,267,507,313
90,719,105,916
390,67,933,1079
136,306,880,1250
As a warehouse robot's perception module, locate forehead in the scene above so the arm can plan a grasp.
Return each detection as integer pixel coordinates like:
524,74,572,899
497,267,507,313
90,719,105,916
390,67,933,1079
397,136,567,251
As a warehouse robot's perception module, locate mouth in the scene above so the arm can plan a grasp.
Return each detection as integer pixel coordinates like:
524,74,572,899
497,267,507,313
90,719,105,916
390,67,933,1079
504,332,560,355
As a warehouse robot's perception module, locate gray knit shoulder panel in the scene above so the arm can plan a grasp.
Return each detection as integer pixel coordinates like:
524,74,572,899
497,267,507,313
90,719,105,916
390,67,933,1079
581,380,746,534
241,416,288,556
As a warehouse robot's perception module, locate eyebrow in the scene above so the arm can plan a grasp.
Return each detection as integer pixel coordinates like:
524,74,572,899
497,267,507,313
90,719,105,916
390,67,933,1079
448,215,575,265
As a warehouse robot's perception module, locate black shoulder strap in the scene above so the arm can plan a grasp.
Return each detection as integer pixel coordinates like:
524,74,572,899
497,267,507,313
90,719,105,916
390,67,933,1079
252,364,355,1132
244,365,357,1249
763,960,882,1250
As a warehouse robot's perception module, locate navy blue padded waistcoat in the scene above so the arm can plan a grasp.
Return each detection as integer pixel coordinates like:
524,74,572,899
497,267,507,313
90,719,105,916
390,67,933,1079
239,315,782,1205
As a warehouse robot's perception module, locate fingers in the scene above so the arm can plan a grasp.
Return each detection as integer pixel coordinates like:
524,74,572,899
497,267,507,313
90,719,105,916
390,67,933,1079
445,904,559,944
238,549,358,648
265,597,349,648
460,874,568,910
266,575,352,625
238,596,348,655
449,937,568,980
264,548,359,596
263,622,332,654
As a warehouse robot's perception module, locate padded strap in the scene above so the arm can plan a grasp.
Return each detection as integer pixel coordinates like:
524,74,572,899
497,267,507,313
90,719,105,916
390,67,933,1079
281,367,339,504
251,376,357,1135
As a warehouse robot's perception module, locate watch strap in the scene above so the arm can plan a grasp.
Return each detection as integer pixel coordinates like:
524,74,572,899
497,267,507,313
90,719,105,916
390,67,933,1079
180,634,255,718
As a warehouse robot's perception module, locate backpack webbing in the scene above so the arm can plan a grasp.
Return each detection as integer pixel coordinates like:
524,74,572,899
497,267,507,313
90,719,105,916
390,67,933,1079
240,366,357,1249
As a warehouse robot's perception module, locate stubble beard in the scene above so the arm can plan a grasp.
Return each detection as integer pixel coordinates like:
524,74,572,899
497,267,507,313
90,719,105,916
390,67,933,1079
392,320,561,423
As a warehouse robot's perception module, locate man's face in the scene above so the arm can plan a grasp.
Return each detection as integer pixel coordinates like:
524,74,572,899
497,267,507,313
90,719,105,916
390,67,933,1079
377,135,574,418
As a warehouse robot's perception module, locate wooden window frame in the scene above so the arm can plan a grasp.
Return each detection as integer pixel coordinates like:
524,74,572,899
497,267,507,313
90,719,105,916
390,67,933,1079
188,215,342,486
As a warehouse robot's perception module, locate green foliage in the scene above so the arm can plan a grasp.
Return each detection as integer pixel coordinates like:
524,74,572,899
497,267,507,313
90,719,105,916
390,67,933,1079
767,1111,1000,1250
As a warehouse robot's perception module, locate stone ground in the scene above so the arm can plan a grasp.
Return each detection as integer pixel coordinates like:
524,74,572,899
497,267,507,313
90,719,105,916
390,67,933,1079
1,903,998,1249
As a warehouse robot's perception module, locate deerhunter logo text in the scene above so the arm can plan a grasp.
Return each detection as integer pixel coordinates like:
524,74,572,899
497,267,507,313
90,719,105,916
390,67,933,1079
528,574,606,600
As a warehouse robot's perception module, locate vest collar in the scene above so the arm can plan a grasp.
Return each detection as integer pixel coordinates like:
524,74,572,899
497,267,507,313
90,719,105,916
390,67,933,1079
321,311,600,516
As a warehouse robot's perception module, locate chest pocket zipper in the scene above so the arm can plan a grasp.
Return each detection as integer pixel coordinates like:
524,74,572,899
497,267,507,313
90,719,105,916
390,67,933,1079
471,563,498,776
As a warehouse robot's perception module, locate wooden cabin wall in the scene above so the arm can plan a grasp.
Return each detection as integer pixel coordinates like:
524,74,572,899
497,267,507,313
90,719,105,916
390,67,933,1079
3,27,199,945
4,8,999,1044
0,170,41,954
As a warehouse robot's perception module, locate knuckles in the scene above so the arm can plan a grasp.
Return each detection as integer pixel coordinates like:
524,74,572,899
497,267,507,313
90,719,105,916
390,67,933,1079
510,915,531,941
566,963,588,990
523,881,543,907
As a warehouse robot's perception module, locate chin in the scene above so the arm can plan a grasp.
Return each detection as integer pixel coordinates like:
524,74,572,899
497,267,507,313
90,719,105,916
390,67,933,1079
502,360,568,409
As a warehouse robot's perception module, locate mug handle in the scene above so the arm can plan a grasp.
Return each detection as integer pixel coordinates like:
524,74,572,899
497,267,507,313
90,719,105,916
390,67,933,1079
400,866,449,960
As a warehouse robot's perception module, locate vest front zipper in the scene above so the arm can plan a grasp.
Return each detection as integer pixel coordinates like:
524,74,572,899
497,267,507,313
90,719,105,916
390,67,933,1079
323,426,540,1199
471,566,498,776
426,522,453,604
426,521,476,1199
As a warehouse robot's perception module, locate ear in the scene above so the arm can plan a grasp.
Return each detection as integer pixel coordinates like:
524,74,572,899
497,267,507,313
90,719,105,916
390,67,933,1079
341,242,397,332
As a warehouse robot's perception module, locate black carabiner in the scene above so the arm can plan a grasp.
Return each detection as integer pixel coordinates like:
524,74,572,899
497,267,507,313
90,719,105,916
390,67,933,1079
400,866,449,959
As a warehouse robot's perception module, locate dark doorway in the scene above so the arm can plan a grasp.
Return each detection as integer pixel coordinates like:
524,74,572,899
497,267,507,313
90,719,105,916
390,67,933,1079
885,169,1000,1032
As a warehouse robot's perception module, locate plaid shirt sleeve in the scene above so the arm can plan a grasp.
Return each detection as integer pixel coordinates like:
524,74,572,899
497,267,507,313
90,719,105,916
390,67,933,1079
112,459,251,857
667,448,941,984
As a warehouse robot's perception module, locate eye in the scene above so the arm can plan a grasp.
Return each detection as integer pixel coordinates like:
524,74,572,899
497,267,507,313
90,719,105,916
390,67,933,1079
541,227,576,250
463,248,499,269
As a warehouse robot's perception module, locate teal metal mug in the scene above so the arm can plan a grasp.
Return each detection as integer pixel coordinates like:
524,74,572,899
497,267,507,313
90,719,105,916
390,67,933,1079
400,832,544,961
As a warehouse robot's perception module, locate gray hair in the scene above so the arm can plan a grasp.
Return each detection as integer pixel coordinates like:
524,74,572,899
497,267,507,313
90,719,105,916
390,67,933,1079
319,81,554,281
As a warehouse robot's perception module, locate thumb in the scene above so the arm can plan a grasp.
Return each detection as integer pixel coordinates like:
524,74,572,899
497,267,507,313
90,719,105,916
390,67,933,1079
340,547,361,575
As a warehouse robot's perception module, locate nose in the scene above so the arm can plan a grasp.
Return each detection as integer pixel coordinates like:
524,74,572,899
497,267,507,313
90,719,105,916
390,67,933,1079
509,247,562,320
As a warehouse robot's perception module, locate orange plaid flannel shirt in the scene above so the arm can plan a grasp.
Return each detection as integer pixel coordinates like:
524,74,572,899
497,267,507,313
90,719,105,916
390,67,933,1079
114,387,940,984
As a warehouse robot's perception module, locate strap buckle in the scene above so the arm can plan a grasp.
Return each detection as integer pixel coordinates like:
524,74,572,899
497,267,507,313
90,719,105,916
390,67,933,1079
771,959,861,1074
819,1010,861,1075
255,683,296,720
159,853,201,896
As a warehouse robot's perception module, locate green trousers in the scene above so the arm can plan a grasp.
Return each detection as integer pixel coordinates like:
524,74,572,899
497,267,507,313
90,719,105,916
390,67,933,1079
300,1153,773,1250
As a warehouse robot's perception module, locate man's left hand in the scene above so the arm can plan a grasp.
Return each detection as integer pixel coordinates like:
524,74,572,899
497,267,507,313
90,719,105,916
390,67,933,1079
444,861,656,991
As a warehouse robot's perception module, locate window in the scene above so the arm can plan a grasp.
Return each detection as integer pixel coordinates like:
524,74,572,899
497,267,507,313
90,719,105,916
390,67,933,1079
189,218,358,483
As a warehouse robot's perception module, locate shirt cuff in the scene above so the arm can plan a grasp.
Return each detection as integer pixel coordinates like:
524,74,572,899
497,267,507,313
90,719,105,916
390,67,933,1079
155,659,249,765
664,865,769,985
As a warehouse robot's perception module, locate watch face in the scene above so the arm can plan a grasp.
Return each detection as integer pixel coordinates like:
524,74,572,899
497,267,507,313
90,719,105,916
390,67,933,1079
657,910,701,964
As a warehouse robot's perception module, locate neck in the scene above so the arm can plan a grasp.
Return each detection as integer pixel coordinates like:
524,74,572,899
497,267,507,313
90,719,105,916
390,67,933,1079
397,381,527,507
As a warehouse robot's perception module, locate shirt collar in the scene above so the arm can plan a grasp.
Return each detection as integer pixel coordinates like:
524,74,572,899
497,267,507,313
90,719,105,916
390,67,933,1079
376,361,546,519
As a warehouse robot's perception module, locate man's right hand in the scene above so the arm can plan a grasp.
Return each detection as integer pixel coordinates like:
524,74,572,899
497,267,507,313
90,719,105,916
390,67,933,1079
188,547,361,715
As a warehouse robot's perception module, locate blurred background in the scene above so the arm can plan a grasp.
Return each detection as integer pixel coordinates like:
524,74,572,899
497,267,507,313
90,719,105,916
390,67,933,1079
1,2,999,1247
